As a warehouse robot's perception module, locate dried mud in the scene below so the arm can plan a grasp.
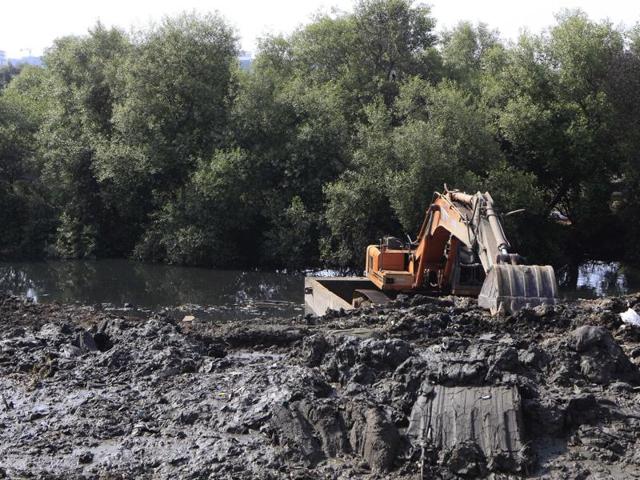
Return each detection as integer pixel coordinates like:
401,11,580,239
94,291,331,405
2,293,640,479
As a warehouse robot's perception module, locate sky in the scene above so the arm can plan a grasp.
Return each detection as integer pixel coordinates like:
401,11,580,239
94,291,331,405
1,0,640,58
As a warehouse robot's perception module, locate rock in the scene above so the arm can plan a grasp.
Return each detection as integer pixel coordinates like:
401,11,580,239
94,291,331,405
519,346,549,368
489,345,519,372
223,326,307,348
3,292,640,479
99,345,132,369
533,303,554,317
359,338,411,370
302,335,330,367
131,422,158,436
568,325,637,384
28,410,48,421
522,398,566,436
348,407,400,472
565,394,599,427
74,331,97,352
78,451,93,464
298,400,349,458
38,323,65,343
620,308,640,326
270,404,324,466
93,331,112,351
570,326,611,353
609,381,633,392
176,410,199,425
444,441,487,478
60,344,82,358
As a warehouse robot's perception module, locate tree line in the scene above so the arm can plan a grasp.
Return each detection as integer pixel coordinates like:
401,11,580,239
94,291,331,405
1,1,639,284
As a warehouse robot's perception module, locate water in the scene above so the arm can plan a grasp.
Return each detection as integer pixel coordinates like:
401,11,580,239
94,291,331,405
568,261,640,299
1,260,639,319
0,260,305,320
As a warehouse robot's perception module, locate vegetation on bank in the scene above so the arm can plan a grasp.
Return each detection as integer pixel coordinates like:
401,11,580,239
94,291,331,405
1,1,639,283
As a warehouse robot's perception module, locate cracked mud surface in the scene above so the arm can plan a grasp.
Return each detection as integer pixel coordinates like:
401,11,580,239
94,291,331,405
2,293,640,479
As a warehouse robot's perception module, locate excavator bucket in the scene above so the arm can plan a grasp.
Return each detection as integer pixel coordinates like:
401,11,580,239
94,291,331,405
478,264,557,315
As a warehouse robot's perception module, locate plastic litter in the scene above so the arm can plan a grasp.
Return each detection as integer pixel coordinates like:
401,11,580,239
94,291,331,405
620,308,640,327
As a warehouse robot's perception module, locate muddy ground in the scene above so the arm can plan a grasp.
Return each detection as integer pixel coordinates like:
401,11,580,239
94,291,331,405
2,293,640,479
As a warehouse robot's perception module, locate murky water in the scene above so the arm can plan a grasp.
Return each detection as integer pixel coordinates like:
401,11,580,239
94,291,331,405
0,260,639,319
0,260,304,320
569,261,640,298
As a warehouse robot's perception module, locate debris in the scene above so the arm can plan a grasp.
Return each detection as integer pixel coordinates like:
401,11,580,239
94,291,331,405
78,451,94,464
620,307,640,327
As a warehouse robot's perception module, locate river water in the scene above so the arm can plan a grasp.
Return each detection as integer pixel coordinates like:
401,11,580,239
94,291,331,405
571,261,640,298
0,260,639,318
0,260,305,320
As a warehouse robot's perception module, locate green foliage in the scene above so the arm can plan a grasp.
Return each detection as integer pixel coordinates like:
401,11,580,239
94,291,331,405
112,13,237,182
269,0,438,116
2,5,640,272
440,22,504,92
481,164,567,265
0,67,54,258
322,101,399,267
490,11,628,268
389,80,500,229
134,149,259,267
263,196,317,269
322,81,501,267
0,64,22,90
54,211,98,259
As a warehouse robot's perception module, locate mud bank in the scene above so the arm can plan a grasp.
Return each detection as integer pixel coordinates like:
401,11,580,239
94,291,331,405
2,294,640,479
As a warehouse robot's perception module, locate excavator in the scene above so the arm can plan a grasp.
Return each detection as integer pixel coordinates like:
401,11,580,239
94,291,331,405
358,189,558,314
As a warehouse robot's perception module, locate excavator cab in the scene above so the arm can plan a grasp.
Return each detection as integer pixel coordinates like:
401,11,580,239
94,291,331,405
364,189,558,315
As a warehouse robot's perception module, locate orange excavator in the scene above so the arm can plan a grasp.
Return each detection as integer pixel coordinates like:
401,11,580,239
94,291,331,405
360,189,557,314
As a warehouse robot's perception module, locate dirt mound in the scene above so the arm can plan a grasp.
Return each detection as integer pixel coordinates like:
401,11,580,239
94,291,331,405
1,293,640,478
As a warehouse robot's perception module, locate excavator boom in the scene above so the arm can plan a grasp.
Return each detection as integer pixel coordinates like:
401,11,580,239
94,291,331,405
364,189,558,314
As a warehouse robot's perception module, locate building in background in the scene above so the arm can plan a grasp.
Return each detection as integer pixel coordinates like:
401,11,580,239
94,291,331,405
0,51,6,66
8,55,43,66
238,51,252,70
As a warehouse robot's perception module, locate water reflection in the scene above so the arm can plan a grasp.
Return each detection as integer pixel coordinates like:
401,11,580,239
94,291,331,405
0,260,304,319
569,261,640,298
1,260,639,316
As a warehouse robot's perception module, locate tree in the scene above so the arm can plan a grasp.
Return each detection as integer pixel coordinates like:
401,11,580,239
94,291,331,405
321,80,503,267
0,64,22,91
440,22,505,94
134,149,260,267
108,13,239,258
39,25,130,258
389,79,501,231
493,11,627,276
353,0,438,102
111,13,238,191
2,6,640,274
322,100,399,267
0,66,54,257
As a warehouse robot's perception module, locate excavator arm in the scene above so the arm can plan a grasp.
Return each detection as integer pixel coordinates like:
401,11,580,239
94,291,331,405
365,189,557,314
